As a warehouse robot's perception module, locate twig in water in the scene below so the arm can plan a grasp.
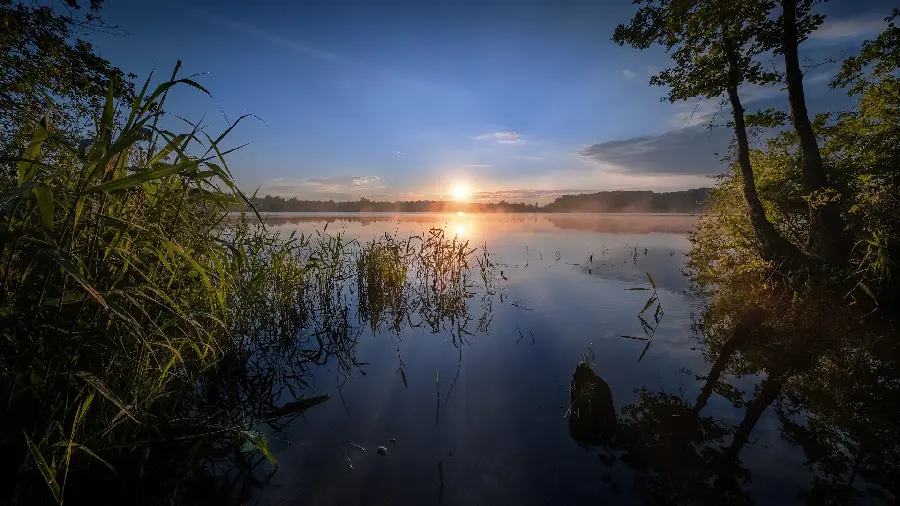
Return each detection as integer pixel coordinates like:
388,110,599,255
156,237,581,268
337,375,354,420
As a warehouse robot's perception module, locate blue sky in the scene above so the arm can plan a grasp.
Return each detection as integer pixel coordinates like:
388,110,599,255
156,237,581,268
93,0,895,203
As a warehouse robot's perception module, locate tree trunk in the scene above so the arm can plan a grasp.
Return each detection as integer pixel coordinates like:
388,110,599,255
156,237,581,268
693,309,764,414
723,376,783,463
694,336,741,415
780,0,847,263
723,38,804,266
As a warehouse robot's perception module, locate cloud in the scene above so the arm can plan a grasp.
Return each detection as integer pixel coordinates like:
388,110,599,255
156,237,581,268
671,97,728,127
622,69,637,78
262,175,384,197
809,15,887,41
805,71,834,85
476,131,523,144
197,11,343,63
516,155,544,161
304,176,382,188
468,189,602,201
579,125,732,176
194,9,467,98
670,81,786,127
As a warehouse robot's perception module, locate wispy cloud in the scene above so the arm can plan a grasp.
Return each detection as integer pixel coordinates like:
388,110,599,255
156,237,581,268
622,69,636,78
516,155,544,161
671,97,728,127
262,175,384,197
192,8,467,97
809,15,888,41
669,82,782,128
580,125,731,176
196,11,344,64
468,189,600,201
476,131,523,144
805,71,834,85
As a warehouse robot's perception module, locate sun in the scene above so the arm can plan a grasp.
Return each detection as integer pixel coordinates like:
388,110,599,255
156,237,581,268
452,183,470,201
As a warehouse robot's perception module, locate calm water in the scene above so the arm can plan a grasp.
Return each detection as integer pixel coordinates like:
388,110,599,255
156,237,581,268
228,213,892,505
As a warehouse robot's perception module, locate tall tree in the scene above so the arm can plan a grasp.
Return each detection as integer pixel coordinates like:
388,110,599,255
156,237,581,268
613,0,803,265
770,0,848,263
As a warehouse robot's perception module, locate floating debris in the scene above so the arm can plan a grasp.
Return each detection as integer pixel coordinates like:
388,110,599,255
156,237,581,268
390,438,396,444
350,442,366,451
376,446,388,456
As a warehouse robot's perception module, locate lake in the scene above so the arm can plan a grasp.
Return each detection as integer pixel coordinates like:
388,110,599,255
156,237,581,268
221,213,894,506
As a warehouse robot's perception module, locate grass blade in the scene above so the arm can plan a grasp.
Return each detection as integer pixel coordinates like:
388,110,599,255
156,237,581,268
88,159,197,193
34,183,54,231
24,433,61,504
18,120,49,185
639,295,658,315
47,251,108,309
637,338,653,363
73,371,138,423
239,431,277,465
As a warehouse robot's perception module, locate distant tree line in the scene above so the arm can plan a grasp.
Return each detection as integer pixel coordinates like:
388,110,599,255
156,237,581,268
249,188,710,213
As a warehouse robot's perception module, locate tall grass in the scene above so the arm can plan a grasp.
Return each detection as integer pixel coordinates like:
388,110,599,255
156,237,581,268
0,67,493,505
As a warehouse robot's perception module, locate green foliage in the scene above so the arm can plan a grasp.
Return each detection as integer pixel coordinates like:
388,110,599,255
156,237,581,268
613,0,780,103
684,7,900,308
0,67,250,503
832,9,900,96
0,0,135,173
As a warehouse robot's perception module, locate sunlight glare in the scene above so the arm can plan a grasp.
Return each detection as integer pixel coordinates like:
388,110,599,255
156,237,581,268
452,183,470,201
454,224,466,236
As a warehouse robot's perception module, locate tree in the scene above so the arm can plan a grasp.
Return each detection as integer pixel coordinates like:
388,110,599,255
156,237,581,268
769,0,848,263
1,0,134,174
613,0,803,265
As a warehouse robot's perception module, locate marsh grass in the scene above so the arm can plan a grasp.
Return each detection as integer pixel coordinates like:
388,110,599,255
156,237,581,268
0,66,493,505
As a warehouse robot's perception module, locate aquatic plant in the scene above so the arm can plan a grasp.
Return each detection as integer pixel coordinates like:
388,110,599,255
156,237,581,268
0,66,492,505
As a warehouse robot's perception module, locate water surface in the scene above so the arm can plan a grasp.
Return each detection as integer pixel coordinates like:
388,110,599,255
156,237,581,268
232,213,895,505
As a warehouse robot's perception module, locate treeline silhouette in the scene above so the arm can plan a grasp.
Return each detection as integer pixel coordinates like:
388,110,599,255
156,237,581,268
251,188,709,213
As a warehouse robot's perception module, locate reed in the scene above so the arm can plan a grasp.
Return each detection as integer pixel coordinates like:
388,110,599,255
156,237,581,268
0,66,492,505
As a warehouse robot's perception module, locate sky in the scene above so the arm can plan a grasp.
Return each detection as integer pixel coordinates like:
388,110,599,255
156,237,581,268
91,0,895,203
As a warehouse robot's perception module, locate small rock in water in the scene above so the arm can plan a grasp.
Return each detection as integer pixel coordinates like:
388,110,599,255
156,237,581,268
376,446,388,456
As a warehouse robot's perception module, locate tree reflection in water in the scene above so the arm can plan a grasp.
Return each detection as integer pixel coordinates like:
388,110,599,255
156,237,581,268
167,225,898,505
568,280,899,504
